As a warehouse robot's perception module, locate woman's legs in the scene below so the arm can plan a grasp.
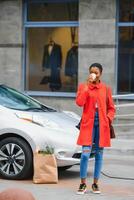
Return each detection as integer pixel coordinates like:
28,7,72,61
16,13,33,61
93,113,104,184
93,147,103,184
78,111,104,194
80,146,92,184
92,117,104,193
80,150,103,184
79,112,104,184
77,146,91,194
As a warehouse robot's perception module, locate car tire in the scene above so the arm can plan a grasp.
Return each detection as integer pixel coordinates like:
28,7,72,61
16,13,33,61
0,137,33,180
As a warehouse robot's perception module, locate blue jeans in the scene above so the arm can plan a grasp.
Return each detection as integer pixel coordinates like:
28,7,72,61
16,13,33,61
80,112,104,179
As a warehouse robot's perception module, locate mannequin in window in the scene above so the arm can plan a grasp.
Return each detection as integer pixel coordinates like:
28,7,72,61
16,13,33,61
65,42,78,77
42,38,62,91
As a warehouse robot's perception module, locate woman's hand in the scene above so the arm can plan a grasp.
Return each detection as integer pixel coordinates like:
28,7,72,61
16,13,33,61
86,73,96,84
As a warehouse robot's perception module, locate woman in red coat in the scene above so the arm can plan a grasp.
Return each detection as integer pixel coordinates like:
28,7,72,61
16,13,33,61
76,63,115,195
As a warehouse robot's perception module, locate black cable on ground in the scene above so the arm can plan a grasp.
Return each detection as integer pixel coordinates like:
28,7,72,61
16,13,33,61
101,171,134,181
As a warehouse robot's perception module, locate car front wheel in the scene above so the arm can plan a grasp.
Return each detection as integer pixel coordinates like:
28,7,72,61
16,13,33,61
0,137,33,180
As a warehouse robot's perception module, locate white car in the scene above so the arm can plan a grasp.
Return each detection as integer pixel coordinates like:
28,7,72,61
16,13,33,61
0,85,83,180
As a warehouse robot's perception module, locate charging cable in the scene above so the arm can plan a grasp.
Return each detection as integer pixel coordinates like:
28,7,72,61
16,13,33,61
101,171,134,181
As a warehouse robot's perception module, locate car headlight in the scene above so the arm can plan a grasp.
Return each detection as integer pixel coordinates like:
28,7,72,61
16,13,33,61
15,113,59,128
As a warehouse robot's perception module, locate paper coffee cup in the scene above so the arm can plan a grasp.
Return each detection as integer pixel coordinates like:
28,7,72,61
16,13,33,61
90,73,96,80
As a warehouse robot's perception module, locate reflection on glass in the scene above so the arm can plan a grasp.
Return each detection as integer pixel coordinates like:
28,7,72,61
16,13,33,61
119,0,134,22
27,1,78,21
118,27,134,93
26,27,78,92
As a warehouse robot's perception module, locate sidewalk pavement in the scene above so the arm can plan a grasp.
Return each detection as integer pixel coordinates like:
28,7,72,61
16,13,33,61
0,154,134,200
105,139,134,155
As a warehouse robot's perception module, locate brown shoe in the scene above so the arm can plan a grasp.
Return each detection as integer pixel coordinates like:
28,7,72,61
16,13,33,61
92,183,101,194
77,183,87,195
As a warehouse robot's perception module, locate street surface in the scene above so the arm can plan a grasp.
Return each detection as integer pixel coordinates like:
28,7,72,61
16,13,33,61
0,154,134,200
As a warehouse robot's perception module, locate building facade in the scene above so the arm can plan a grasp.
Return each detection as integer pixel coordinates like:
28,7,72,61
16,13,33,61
0,0,133,114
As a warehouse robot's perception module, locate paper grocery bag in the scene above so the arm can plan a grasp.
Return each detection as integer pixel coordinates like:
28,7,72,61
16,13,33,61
33,153,58,184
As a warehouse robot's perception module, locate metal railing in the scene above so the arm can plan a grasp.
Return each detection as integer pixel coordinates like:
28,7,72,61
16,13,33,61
112,94,134,127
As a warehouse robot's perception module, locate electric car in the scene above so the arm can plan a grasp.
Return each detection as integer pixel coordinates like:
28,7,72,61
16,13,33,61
0,85,82,180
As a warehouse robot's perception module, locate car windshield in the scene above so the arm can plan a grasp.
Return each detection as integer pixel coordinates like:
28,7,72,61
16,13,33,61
0,85,56,112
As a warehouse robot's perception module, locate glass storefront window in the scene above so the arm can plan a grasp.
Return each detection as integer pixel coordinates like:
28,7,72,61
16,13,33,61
119,0,134,22
118,26,134,93
25,27,78,92
24,0,79,95
118,0,134,94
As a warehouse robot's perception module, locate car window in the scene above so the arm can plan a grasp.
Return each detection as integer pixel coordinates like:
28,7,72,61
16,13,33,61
0,85,56,112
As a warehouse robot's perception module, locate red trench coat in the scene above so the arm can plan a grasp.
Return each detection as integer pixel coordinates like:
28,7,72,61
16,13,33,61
76,82,116,147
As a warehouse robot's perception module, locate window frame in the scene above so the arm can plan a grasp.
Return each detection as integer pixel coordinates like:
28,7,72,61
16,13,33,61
22,0,79,97
116,0,134,96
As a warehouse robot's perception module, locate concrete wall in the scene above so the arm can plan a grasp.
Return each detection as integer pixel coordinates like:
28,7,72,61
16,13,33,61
0,0,22,89
0,0,116,115
79,0,116,92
